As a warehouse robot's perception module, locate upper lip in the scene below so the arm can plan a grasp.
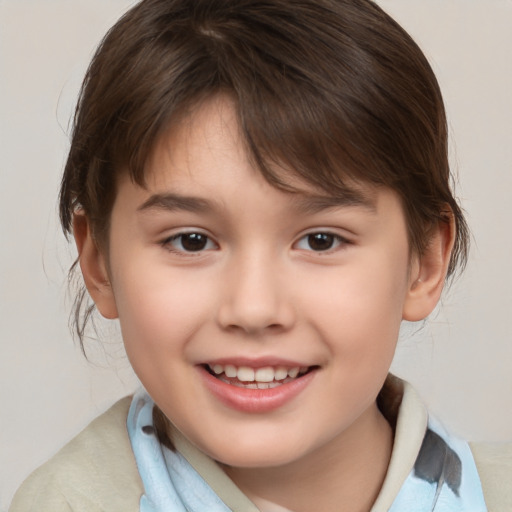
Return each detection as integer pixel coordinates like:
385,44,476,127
200,356,314,369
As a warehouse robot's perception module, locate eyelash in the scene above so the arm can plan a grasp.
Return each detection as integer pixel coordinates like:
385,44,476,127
160,231,349,254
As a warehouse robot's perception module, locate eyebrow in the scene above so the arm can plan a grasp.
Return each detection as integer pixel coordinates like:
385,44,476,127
138,193,215,213
137,189,376,216
291,190,376,215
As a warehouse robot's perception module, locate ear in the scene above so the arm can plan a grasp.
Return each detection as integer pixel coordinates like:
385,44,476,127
73,212,118,319
402,216,455,322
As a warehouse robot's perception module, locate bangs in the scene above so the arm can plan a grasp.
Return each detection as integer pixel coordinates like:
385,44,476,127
114,0,416,200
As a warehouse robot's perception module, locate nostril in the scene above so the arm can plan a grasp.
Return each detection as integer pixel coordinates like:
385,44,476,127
222,322,285,336
216,288,296,335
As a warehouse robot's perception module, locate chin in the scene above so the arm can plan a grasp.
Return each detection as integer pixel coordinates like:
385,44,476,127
203,435,311,469
217,451,298,470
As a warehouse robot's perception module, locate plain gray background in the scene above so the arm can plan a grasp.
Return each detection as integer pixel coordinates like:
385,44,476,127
1,1,511,509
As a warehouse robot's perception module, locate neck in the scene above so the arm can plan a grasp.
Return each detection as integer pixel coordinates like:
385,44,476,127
224,403,393,512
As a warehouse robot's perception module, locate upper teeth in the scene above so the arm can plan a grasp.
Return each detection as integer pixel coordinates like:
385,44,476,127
209,364,308,382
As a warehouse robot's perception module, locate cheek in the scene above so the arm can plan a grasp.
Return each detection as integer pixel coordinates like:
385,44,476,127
299,251,410,351
110,257,216,357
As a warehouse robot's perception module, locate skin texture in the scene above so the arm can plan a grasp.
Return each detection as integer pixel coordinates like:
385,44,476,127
75,96,454,512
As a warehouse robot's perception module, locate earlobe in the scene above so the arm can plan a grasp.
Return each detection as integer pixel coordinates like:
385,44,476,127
73,213,118,319
402,217,455,322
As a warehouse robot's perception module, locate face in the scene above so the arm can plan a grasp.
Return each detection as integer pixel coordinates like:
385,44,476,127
98,97,419,469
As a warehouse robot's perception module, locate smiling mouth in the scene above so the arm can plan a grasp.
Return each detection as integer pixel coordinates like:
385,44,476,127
204,364,315,389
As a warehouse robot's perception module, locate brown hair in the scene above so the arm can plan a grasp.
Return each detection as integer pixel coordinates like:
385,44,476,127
60,0,469,344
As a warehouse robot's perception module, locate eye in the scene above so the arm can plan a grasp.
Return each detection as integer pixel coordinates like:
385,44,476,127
163,232,217,253
295,232,347,252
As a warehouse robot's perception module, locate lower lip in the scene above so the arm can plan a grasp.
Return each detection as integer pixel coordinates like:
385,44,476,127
199,366,316,413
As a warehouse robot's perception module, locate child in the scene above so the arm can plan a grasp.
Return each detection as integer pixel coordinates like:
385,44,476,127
9,0,511,511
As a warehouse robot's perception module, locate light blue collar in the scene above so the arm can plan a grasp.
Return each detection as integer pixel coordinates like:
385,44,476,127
127,389,487,512
389,415,487,512
127,389,232,512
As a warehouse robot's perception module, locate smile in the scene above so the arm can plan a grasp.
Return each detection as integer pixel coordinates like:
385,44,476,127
200,363,317,413
206,364,310,389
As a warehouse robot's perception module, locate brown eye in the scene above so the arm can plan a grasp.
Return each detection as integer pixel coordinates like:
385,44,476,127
307,233,336,251
180,233,208,251
295,232,347,252
164,232,216,253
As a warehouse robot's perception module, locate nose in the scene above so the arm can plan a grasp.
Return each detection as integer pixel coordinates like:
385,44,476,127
216,251,296,336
